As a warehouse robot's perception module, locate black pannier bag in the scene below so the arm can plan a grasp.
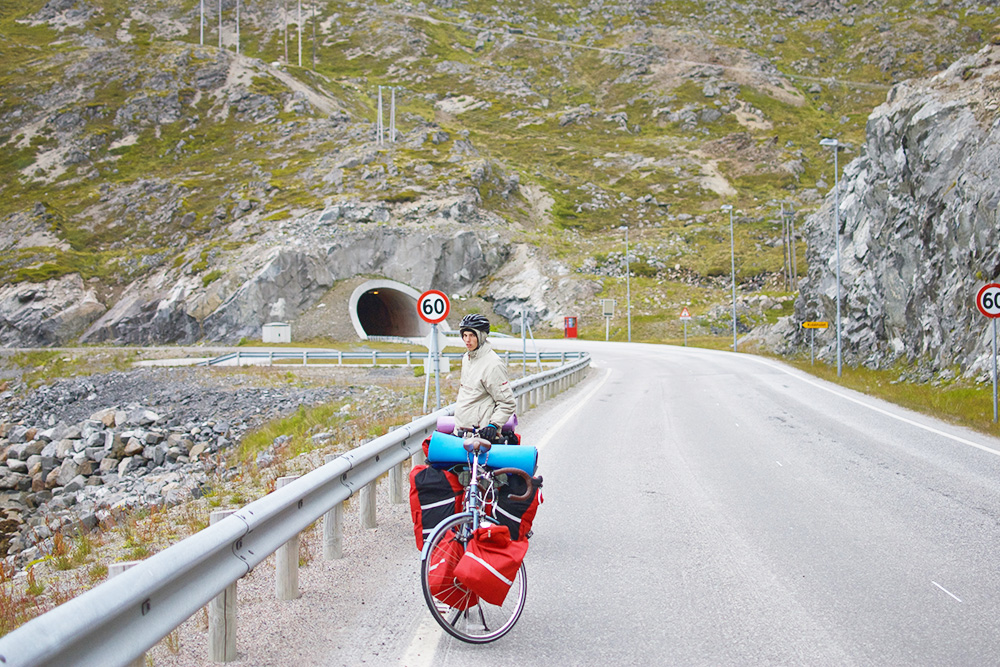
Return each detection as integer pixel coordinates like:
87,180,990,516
491,473,542,541
409,464,464,550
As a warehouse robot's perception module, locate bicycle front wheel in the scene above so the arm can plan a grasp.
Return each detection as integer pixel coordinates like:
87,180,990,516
420,513,527,643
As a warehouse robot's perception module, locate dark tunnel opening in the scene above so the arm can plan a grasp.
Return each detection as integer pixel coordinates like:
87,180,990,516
356,289,430,338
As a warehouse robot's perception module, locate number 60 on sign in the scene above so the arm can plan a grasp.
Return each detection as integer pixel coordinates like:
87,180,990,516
976,283,1000,318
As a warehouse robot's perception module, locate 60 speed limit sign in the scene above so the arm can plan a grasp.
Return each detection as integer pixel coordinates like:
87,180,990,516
976,283,1000,318
417,289,450,324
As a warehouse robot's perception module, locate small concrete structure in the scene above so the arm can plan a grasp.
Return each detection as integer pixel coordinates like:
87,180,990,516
262,322,291,343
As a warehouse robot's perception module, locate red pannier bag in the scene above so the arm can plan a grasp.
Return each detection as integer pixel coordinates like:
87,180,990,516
454,524,529,606
409,465,464,550
492,473,542,541
426,529,479,610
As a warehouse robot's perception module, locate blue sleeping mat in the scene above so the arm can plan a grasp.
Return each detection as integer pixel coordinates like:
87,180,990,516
427,431,538,475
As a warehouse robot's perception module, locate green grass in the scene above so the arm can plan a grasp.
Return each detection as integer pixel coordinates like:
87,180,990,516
236,402,350,463
782,356,1000,439
3,349,138,387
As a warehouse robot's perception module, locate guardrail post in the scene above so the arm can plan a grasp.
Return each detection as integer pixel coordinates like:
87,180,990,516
208,510,237,662
372,350,378,366
268,350,274,366
406,351,412,366
235,350,241,366
360,480,377,530
389,460,406,504
302,351,307,366
322,455,343,559
275,476,301,600
109,562,145,667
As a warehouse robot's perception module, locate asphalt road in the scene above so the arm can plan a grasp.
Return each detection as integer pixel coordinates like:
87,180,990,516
399,340,1000,666
165,340,1000,666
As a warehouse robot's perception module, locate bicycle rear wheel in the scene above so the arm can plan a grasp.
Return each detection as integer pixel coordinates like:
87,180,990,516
420,513,527,643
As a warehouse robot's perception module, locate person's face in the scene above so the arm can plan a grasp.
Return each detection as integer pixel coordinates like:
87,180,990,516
462,330,479,351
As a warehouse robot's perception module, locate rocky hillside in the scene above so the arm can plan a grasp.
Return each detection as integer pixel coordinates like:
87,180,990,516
757,43,1000,379
1,0,998,347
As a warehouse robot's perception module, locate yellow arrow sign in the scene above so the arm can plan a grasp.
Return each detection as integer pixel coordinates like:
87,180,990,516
802,321,829,329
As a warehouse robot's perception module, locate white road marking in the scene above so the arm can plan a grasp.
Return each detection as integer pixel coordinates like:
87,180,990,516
776,461,783,467
400,614,444,666
932,580,963,603
748,357,1000,459
533,367,613,451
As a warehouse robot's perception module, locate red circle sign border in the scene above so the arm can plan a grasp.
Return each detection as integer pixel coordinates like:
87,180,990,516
976,283,1000,318
417,289,451,324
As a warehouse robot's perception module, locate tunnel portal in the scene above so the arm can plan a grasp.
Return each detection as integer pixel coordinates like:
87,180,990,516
349,280,451,340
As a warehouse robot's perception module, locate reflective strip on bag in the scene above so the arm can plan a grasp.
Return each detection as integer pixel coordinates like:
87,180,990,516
421,497,456,511
465,552,513,586
493,505,521,524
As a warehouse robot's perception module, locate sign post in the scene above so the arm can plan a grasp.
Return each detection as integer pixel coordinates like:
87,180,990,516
601,299,615,341
680,307,692,346
976,284,1000,422
418,290,450,410
802,321,829,365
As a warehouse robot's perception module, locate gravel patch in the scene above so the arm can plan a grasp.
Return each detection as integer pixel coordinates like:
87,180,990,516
146,474,424,666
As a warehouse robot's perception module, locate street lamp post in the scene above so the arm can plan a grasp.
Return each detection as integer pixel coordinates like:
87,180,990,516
722,204,736,352
625,225,631,342
820,138,843,377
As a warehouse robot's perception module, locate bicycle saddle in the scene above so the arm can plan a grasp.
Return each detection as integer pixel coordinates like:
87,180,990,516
463,437,492,453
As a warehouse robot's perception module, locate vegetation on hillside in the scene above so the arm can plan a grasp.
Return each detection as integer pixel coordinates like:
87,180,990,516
1,0,997,336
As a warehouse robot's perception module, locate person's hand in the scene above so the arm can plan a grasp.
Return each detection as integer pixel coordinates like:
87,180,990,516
479,424,499,442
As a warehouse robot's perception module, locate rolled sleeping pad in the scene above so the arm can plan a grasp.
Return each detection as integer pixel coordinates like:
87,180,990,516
427,431,537,475
435,414,518,434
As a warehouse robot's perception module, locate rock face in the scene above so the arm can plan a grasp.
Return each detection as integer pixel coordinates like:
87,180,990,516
788,44,1000,378
0,276,106,347
0,223,512,346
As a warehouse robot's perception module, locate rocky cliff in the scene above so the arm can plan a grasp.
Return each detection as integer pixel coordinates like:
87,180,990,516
776,44,1000,379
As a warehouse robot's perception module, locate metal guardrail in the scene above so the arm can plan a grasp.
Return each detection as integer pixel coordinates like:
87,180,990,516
0,355,591,667
201,349,587,367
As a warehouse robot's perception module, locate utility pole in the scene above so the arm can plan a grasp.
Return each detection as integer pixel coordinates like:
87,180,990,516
390,87,396,142
722,204,737,352
820,138,843,376
376,86,384,145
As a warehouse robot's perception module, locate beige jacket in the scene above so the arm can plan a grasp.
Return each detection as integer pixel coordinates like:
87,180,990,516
454,339,515,430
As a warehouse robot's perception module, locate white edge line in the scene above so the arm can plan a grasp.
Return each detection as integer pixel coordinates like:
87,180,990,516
400,614,443,667
534,367,613,451
746,356,1000,459
932,580,963,603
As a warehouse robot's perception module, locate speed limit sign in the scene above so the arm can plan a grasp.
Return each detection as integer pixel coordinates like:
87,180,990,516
976,283,1000,318
417,289,450,324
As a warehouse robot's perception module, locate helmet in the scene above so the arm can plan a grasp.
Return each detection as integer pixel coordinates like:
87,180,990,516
459,313,490,334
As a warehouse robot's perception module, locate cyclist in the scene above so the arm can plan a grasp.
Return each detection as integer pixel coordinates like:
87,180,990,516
454,313,515,443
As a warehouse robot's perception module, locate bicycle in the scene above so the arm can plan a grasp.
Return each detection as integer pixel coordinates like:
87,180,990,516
419,435,537,643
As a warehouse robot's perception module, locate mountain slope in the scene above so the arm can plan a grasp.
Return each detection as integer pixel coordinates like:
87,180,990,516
1,0,997,346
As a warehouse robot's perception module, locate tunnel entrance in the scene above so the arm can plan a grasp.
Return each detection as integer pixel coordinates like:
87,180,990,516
349,280,451,340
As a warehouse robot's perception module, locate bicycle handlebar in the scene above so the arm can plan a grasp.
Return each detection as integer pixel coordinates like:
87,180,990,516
488,467,540,502
462,436,540,501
